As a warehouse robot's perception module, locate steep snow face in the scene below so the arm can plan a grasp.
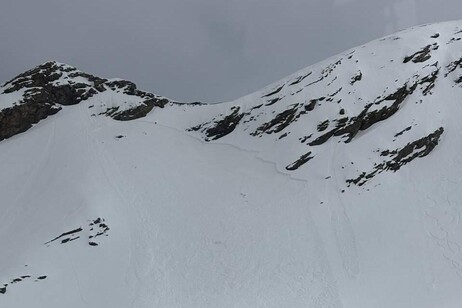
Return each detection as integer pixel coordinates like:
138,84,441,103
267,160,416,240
161,21,462,185
2,21,462,308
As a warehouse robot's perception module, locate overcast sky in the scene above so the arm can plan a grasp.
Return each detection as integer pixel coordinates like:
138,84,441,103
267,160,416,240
1,0,461,102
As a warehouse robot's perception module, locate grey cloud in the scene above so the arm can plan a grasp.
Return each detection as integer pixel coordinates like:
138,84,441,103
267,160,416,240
1,0,461,102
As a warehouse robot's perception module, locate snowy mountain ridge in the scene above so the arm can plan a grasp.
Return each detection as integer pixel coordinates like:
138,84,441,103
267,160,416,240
2,20,462,308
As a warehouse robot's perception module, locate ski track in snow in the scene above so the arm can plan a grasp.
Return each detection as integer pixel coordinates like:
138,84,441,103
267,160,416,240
328,141,360,280
81,104,152,306
131,118,344,307
148,119,361,282
140,120,307,183
425,195,462,279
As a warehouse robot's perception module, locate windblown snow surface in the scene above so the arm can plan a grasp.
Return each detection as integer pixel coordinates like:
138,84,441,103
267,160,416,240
3,21,462,307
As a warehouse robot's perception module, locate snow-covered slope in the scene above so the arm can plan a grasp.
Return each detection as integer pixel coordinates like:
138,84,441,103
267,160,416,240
3,20,462,307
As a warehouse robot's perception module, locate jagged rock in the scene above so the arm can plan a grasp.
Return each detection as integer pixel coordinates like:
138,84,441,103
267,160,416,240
204,107,245,141
446,56,462,76
286,152,314,171
0,101,61,141
347,127,444,186
403,43,439,63
262,85,284,98
252,104,300,136
0,61,173,141
289,72,312,86
350,71,363,85
310,81,419,146
394,126,412,139
45,227,83,245
112,98,169,121
317,120,330,132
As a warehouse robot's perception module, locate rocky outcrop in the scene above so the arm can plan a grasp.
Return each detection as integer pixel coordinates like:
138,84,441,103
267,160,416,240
189,107,246,141
286,152,314,171
204,107,245,141
347,127,444,186
0,101,60,141
309,83,415,146
403,43,439,64
252,104,301,136
0,61,171,141
350,71,362,85
111,98,169,121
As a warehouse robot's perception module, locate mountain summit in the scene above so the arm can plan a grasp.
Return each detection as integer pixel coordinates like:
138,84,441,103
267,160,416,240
2,21,462,308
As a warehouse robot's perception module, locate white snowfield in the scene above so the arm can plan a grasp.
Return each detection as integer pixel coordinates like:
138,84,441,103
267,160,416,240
2,20,462,307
